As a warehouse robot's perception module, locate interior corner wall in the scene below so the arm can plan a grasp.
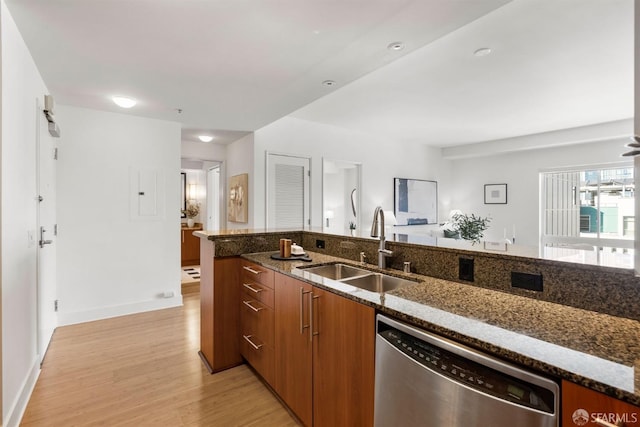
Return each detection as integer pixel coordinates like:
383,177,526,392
55,105,182,326
1,1,48,424
252,116,451,230
448,138,631,248
225,133,254,229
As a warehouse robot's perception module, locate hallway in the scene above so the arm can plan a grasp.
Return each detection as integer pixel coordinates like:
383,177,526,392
20,294,297,426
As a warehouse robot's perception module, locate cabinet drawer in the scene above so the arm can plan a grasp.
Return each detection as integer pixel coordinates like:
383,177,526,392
241,279,275,309
240,260,274,289
241,329,275,387
240,297,274,347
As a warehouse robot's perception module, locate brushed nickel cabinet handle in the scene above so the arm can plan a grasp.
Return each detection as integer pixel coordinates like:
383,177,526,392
594,418,624,427
309,293,320,342
242,266,262,275
299,287,310,334
243,283,263,293
242,335,263,351
182,230,185,243
242,300,263,312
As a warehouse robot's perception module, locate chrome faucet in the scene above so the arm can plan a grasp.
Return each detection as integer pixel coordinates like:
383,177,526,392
370,206,393,268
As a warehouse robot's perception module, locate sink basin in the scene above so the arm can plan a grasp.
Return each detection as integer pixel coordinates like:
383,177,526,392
301,263,370,280
341,273,415,293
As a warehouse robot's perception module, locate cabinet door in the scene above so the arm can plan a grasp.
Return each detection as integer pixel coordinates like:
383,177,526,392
562,380,640,426
312,287,375,427
274,273,313,427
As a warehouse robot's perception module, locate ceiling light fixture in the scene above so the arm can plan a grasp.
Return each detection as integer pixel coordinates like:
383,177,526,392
474,47,492,57
198,135,214,143
322,80,336,87
112,96,137,108
387,42,404,51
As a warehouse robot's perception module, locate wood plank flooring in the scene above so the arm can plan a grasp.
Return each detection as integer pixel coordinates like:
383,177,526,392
21,293,298,426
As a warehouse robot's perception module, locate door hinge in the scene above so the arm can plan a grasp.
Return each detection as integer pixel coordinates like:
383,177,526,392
53,147,58,160
54,300,59,312
37,195,44,202
308,170,311,177
54,224,58,236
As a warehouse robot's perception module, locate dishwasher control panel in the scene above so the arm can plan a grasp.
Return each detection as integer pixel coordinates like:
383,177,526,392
378,326,556,414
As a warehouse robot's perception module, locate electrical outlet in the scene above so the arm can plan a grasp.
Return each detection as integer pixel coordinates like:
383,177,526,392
459,257,474,282
511,272,543,292
316,239,325,249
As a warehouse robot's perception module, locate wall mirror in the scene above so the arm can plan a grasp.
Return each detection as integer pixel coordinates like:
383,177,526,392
323,159,362,235
181,172,186,218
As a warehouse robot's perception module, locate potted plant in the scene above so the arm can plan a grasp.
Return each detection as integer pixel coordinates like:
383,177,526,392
349,221,357,236
451,213,491,245
183,202,200,228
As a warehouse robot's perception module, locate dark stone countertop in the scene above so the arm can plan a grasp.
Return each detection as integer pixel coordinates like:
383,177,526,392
242,250,640,407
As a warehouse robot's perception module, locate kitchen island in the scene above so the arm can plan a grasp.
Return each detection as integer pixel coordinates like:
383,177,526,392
195,228,640,422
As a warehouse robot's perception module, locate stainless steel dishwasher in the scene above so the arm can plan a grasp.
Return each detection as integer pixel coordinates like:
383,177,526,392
375,315,559,427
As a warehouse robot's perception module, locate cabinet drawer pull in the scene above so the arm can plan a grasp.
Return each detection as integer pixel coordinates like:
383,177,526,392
594,418,624,427
299,287,310,334
243,335,263,350
309,292,320,342
243,266,262,275
242,300,264,312
243,283,263,293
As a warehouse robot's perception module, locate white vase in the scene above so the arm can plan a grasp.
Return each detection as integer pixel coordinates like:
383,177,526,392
187,218,195,228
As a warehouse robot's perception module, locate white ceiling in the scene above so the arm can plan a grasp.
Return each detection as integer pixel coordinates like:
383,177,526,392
6,0,633,148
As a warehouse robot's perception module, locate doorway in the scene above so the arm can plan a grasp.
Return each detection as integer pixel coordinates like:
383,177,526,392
322,159,361,235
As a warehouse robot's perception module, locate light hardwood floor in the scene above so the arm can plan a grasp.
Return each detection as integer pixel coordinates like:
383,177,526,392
21,293,298,426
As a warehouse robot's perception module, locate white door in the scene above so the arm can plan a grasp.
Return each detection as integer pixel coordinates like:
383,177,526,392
207,165,220,230
266,153,310,229
36,97,57,362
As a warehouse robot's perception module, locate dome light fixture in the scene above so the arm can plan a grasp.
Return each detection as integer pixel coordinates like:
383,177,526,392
322,80,336,87
198,135,214,143
112,96,137,108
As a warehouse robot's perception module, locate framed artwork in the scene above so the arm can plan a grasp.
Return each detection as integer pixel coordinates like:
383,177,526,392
229,173,248,223
394,178,438,225
181,172,187,218
484,183,507,204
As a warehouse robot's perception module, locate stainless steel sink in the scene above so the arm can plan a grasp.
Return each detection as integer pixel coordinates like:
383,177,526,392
301,263,371,280
299,263,416,293
342,273,415,293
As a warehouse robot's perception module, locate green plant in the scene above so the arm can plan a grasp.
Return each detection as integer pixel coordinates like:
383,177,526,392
451,213,491,245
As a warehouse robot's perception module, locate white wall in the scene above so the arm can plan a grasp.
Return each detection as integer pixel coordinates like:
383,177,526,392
181,139,226,161
55,105,182,325
449,137,631,247
226,133,254,229
251,116,451,230
1,1,48,424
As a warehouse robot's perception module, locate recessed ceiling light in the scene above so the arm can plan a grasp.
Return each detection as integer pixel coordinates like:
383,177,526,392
322,80,336,87
198,135,214,143
474,47,492,57
387,42,404,51
112,96,137,108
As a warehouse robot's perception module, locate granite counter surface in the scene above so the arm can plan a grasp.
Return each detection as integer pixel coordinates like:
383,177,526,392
242,250,640,407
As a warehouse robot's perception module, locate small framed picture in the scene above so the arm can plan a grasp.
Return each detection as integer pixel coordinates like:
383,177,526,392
484,183,507,204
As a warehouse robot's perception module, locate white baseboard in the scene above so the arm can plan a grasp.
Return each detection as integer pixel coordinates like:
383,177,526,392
5,357,40,427
57,295,183,326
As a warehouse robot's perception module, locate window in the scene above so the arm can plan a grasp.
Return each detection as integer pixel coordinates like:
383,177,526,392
542,166,634,252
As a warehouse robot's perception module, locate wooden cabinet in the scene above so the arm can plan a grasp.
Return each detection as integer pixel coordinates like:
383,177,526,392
199,243,242,373
274,274,314,426
239,260,276,386
273,272,375,427
181,224,202,266
562,380,640,426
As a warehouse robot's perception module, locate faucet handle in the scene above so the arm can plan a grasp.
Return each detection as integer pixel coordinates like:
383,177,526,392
359,251,367,264
403,261,411,273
